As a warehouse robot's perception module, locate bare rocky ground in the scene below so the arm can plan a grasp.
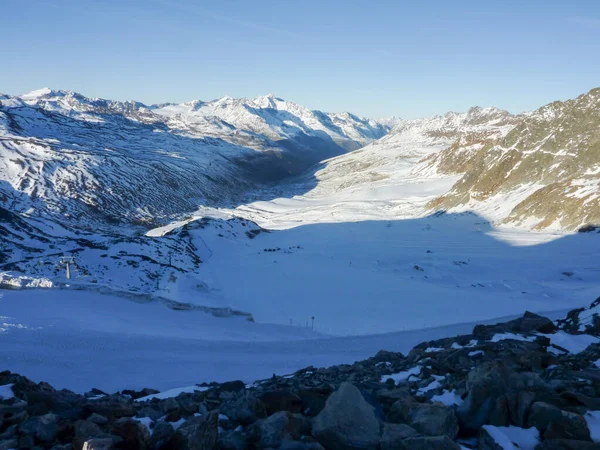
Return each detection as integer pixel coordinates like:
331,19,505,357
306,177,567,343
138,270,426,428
2,299,600,450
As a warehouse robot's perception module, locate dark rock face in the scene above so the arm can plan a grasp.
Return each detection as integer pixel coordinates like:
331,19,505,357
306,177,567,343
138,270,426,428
2,300,600,449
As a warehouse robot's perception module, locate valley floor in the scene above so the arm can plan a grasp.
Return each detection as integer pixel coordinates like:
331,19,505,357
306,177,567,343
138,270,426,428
0,288,572,393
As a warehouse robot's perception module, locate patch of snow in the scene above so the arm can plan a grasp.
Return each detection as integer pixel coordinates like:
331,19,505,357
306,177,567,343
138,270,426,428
381,366,422,384
0,384,15,400
541,331,598,354
468,350,484,357
432,389,463,406
133,417,153,435
585,411,600,443
136,385,209,402
490,333,537,343
482,425,540,450
169,418,186,430
424,347,445,353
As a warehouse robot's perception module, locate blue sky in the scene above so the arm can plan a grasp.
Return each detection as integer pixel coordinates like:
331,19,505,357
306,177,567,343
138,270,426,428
1,0,599,118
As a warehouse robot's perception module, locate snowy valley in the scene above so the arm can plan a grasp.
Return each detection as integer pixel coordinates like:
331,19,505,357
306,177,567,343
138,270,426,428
1,86,600,443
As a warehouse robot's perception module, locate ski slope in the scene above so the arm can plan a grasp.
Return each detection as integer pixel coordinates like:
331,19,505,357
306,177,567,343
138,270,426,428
0,288,571,393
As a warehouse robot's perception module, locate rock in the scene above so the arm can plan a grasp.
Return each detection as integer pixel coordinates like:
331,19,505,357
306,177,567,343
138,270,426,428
87,413,109,425
19,435,36,448
0,439,19,450
312,382,381,450
259,390,303,415
82,438,114,450
390,435,460,450
297,390,327,416
86,402,135,420
380,423,420,450
221,391,266,426
217,381,246,393
0,425,17,441
457,360,548,433
278,438,326,450
135,407,163,421
218,429,248,450
389,398,458,439
3,409,28,426
473,311,556,337
73,419,105,449
161,398,179,413
19,412,59,442
175,412,218,450
535,439,600,449
110,417,150,450
250,411,311,448
479,427,505,450
149,421,175,449
527,402,591,441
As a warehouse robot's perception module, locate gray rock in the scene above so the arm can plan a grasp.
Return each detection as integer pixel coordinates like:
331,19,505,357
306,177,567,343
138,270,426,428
279,438,326,450
535,439,600,449
81,438,114,450
389,397,458,439
218,429,248,450
161,397,179,413
73,419,106,449
149,421,175,449
250,411,311,448
19,412,59,442
20,434,36,448
390,435,460,450
259,390,303,415
221,391,267,426
87,413,109,425
380,423,420,450
312,382,381,450
0,439,19,450
176,412,218,450
527,402,591,441
478,427,504,450
110,417,150,450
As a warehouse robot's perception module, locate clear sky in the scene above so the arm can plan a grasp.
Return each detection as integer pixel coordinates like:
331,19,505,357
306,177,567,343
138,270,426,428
1,0,599,118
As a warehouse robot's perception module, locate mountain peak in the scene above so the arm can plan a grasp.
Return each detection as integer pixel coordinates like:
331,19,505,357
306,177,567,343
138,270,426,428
19,87,54,101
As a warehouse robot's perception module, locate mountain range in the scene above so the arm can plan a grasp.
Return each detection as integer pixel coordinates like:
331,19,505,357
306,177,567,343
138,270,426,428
1,86,599,299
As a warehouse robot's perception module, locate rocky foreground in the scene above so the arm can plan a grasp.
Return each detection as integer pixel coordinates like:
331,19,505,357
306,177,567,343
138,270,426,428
2,300,600,450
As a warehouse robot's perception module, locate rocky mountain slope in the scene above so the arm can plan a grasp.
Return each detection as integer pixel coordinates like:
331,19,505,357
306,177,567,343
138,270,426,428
423,88,600,231
1,299,599,449
0,89,394,228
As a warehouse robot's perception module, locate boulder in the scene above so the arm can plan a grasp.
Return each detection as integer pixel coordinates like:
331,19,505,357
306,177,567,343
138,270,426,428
0,439,19,450
535,439,600,449
73,419,105,449
250,411,311,448
312,382,381,450
149,421,175,449
110,417,150,450
380,423,420,450
218,429,248,450
19,412,59,442
527,402,591,441
175,412,218,450
259,390,303,415
86,413,109,426
389,398,458,439
221,391,267,426
390,435,460,450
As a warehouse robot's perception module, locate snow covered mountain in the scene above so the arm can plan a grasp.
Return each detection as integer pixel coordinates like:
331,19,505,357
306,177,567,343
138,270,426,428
425,88,600,231
0,89,394,228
